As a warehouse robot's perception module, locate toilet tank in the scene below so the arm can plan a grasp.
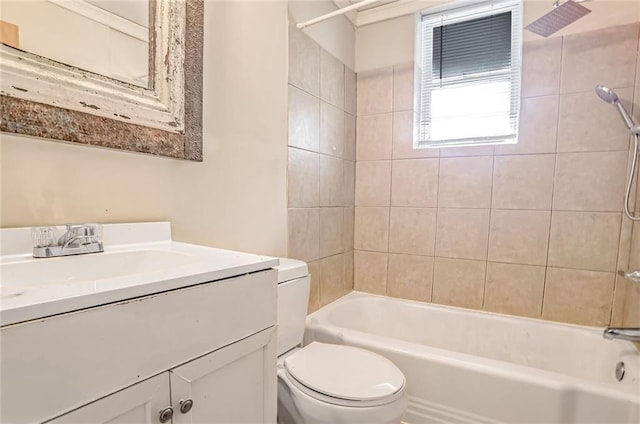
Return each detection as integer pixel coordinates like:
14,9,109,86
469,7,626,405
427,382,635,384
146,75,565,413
276,258,310,356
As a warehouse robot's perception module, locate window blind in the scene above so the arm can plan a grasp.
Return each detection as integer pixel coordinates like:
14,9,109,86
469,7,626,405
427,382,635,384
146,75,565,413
417,0,522,148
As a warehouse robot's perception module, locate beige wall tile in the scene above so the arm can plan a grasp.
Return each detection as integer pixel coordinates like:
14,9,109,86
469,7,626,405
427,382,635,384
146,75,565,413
635,49,640,125
557,89,633,153
488,210,551,266
438,156,493,208
343,160,355,207
343,207,354,251
320,207,344,258
345,66,356,115
320,49,344,110
521,37,562,98
288,24,319,96
355,160,391,206
319,254,345,306
616,217,634,282
357,67,393,115
288,147,319,208
631,219,640,270
356,113,393,160
387,254,433,302
495,96,558,155
542,267,615,326
354,250,388,295
288,85,319,151
344,250,354,294
354,207,390,252
344,112,356,161
636,47,640,124
307,260,321,313
561,23,638,94
389,207,437,256
553,151,628,212
432,257,486,309
439,145,494,158
610,275,629,327
435,209,490,260
484,262,545,318
492,154,555,210
391,159,439,207
320,154,344,206
320,101,345,158
392,111,438,159
393,62,415,112
623,282,640,329
288,208,319,262
548,211,621,272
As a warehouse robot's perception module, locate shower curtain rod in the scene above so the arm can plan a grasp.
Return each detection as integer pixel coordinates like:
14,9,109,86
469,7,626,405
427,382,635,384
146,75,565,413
296,0,384,29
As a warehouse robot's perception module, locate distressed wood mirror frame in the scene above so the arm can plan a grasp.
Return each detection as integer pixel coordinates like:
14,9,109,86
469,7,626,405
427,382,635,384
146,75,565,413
0,0,203,161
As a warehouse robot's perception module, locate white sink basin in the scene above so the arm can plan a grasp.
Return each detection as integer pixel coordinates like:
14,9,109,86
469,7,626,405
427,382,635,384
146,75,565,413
2,250,197,291
0,222,278,326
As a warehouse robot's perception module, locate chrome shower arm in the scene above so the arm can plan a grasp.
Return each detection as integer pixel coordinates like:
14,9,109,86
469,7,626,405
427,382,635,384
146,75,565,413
614,101,637,131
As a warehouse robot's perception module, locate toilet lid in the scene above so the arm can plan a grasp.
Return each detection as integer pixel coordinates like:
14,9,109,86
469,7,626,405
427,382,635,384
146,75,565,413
284,342,405,402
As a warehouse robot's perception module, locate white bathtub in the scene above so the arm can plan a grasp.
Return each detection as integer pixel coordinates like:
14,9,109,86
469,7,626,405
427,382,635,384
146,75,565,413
304,292,640,424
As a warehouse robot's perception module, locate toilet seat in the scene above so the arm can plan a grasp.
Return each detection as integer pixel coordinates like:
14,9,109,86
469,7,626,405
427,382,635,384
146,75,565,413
283,342,405,407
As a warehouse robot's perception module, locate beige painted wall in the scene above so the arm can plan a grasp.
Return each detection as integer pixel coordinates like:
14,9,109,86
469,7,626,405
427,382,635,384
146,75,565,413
0,0,289,257
289,0,356,69
356,0,640,72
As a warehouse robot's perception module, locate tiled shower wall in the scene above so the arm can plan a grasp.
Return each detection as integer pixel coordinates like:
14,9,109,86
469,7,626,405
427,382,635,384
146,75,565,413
287,23,356,313
626,191,640,336
353,23,640,327
624,20,640,335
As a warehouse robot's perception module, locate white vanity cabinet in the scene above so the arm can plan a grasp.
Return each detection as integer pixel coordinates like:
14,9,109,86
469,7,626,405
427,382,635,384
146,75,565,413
49,328,275,424
48,373,171,424
1,269,278,424
170,327,275,424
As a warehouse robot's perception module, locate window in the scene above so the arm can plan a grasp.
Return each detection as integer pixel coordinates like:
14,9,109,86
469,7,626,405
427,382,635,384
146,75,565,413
416,0,522,148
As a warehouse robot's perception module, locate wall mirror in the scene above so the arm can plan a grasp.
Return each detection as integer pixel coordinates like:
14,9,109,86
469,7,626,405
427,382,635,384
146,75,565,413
0,0,203,161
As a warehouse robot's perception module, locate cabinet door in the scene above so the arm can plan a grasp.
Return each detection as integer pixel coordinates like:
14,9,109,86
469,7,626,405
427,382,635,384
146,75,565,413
170,327,277,424
48,373,171,424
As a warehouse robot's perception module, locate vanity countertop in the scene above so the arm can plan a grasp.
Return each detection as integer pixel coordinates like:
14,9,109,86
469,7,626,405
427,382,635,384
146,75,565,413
0,222,279,326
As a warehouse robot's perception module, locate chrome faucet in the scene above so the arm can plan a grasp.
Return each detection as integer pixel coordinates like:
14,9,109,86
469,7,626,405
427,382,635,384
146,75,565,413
618,269,640,283
31,224,103,258
603,328,640,343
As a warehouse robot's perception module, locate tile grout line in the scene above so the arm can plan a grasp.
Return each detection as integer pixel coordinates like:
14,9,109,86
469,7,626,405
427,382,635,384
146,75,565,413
383,67,396,297
609,213,626,325
482,155,496,310
540,34,565,320
430,153,441,303
350,249,615,273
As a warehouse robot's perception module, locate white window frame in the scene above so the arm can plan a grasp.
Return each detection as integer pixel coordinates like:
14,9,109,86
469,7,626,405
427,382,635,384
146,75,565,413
415,0,523,149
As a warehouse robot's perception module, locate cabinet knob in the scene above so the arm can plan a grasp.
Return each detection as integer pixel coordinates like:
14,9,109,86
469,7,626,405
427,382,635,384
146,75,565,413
158,406,173,423
180,398,194,414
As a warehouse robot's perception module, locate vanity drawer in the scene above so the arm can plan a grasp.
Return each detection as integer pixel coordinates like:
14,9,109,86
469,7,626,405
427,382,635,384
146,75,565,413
0,269,277,424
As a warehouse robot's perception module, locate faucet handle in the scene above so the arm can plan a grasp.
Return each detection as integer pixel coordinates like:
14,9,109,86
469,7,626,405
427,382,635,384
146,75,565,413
85,223,102,238
618,270,640,283
31,227,57,248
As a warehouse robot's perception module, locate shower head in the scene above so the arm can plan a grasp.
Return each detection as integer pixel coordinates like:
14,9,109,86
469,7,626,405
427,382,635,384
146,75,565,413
525,0,591,38
594,85,637,133
595,85,619,104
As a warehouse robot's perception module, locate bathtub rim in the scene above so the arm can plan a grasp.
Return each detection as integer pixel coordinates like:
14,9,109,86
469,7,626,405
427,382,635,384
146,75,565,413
305,291,640,402
312,291,637,338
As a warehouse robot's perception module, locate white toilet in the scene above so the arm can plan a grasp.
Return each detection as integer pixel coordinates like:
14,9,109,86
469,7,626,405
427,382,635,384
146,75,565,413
275,258,407,424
